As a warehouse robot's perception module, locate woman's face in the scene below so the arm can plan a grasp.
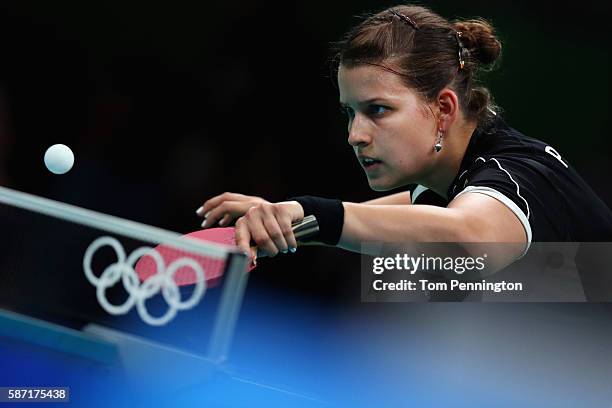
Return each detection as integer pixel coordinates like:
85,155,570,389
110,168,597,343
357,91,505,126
338,64,438,191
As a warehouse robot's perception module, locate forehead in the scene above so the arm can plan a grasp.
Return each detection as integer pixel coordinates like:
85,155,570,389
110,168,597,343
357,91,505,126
337,64,415,104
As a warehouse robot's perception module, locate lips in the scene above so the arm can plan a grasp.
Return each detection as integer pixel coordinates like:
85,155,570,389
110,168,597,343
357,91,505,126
357,156,382,171
358,156,383,170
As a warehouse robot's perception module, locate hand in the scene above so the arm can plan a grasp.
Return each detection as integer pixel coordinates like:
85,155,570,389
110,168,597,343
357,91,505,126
234,201,305,260
196,192,269,228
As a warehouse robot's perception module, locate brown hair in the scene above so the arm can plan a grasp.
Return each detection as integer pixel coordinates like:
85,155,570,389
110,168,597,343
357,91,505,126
332,5,502,125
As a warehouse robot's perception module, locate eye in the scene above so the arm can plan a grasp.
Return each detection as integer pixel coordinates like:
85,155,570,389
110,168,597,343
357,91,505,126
340,105,355,119
368,104,389,116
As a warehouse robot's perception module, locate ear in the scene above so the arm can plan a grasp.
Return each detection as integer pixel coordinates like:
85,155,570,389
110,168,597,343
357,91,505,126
436,88,459,131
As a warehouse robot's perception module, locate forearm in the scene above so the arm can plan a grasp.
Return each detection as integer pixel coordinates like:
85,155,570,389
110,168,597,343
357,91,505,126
362,191,412,205
288,196,523,273
338,202,466,253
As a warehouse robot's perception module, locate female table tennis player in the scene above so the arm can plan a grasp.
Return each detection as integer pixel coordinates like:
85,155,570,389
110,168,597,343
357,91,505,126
196,5,612,270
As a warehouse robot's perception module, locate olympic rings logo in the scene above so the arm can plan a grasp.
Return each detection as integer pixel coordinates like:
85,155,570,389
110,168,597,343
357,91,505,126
83,236,206,326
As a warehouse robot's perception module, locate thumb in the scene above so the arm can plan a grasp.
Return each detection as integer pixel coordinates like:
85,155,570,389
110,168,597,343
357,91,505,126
278,201,305,222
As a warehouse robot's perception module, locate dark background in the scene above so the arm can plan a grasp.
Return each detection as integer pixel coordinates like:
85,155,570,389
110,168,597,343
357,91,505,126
0,0,610,301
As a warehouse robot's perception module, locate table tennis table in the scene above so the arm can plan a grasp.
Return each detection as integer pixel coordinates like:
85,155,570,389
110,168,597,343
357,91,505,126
0,186,327,406
0,308,328,407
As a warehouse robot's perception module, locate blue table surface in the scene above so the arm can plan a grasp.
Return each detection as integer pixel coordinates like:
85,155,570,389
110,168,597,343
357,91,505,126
2,289,612,408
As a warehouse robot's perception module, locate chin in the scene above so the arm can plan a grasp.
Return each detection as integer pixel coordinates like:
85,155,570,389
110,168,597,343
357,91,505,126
366,170,415,191
367,177,400,192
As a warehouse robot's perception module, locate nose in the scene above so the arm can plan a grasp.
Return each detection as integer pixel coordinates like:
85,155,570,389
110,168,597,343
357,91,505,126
347,115,372,147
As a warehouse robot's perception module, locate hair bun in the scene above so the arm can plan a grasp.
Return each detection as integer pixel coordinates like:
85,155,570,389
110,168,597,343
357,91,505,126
454,19,501,66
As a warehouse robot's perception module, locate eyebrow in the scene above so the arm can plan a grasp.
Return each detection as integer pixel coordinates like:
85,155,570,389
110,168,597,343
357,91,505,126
339,98,390,107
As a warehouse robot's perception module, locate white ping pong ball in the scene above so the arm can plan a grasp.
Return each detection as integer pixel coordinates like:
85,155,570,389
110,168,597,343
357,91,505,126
44,144,74,175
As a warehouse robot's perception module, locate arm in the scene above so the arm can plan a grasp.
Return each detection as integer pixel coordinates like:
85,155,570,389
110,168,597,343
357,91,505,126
339,203,462,252
234,192,526,272
198,190,412,231
339,192,527,270
294,191,411,249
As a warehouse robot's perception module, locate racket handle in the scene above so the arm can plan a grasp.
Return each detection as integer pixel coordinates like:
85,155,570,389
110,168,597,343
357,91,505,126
292,214,319,242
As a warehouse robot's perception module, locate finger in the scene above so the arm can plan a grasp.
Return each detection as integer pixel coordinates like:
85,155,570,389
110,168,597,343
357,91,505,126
218,213,234,227
201,205,228,228
201,201,243,228
197,193,230,217
279,214,298,252
200,207,223,228
197,192,245,217
219,201,262,226
248,209,279,257
234,218,252,257
262,214,288,254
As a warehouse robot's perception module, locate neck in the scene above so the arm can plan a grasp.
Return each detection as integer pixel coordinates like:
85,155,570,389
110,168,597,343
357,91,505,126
420,120,477,199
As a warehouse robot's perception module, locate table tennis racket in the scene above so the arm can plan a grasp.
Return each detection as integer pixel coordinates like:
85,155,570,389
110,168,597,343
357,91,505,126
134,215,319,287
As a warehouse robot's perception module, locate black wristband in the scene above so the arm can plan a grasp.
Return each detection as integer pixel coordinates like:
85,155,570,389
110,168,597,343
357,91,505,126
290,196,344,245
